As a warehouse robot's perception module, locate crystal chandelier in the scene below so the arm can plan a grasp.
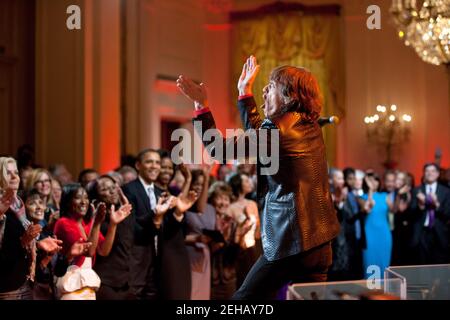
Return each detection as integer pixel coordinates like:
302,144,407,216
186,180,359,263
390,0,450,66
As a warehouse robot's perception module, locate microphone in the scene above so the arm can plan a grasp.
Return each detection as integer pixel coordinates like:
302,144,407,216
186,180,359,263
318,116,340,127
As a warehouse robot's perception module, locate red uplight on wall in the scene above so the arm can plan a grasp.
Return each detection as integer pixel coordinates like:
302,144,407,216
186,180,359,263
203,24,232,31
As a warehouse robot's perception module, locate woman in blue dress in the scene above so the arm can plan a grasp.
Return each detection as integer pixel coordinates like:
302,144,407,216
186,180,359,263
360,172,392,279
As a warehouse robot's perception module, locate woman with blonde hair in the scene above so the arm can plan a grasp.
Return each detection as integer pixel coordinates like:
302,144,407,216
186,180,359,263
0,157,62,299
25,168,59,231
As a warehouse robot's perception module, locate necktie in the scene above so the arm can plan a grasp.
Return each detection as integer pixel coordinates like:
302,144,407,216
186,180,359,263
349,193,362,240
425,185,435,227
148,185,157,211
148,184,159,256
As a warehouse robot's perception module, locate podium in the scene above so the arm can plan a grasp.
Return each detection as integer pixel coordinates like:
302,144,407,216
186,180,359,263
287,279,403,300
287,264,450,300
385,264,450,300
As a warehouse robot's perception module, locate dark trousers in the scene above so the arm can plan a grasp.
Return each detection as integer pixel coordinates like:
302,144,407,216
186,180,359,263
232,242,332,300
129,245,158,300
236,246,259,289
417,228,449,265
97,283,134,300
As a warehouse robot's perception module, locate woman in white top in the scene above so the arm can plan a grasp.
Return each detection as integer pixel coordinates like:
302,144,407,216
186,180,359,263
228,173,261,288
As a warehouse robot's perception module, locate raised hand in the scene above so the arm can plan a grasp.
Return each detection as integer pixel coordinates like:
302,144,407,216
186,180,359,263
117,185,129,206
334,186,348,204
110,203,132,225
364,176,377,192
0,188,15,217
176,75,208,109
37,236,63,254
398,185,410,195
202,164,212,178
176,190,198,213
20,224,42,247
238,55,260,96
92,202,107,226
178,163,192,181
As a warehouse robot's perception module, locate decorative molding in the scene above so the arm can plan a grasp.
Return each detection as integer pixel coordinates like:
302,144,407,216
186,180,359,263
230,1,341,21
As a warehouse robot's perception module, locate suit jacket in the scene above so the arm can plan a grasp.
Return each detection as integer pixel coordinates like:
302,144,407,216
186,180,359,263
410,184,450,249
122,179,159,247
193,97,340,261
122,179,191,299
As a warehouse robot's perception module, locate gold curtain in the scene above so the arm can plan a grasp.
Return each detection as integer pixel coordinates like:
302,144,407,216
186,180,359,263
231,12,345,167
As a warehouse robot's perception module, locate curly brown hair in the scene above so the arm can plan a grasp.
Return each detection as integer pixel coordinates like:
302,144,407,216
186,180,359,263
207,181,232,204
269,66,322,123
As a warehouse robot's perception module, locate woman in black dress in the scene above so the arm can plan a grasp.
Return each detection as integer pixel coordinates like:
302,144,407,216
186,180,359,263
155,150,195,299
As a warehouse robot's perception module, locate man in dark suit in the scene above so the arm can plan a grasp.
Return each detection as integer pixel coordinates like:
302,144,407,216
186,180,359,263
410,163,450,264
122,149,173,300
177,56,340,299
123,149,195,300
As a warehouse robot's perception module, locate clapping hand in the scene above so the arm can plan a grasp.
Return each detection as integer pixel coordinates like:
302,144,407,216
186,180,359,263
398,200,408,212
398,185,410,195
48,210,60,225
153,193,176,228
334,186,348,204
37,236,63,254
92,202,107,226
176,75,208,109
238,55,260,96
430,193,440,209
155,193,176,217
417,192,426,206
67,238,93,260
110,203,132,225
20,224,42,248
176,190,198,214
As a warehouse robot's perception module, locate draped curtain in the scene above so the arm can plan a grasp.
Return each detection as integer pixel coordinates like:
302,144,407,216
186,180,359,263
231,10,345,166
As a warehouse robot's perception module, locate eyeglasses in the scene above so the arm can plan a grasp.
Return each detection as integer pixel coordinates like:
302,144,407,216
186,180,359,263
35,179,51,185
